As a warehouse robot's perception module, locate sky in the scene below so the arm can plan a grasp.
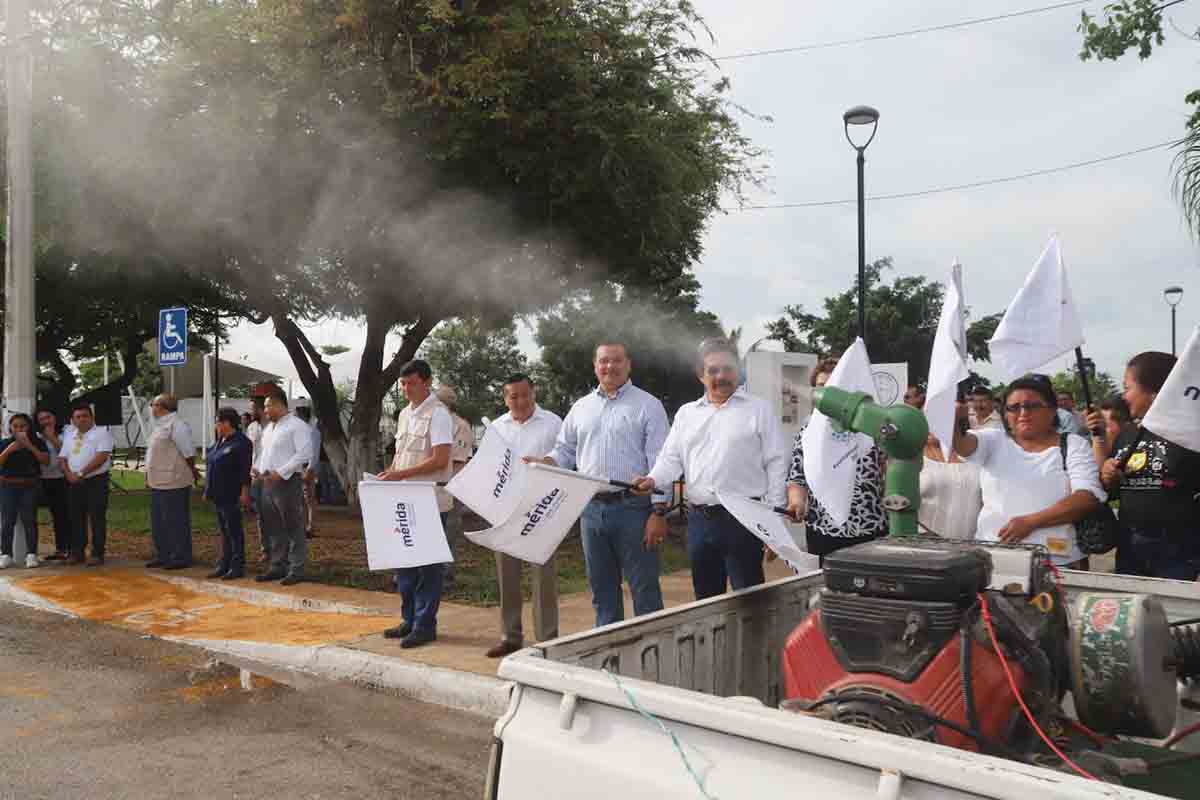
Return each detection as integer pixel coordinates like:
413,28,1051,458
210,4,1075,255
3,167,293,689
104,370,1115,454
219,0,1200,395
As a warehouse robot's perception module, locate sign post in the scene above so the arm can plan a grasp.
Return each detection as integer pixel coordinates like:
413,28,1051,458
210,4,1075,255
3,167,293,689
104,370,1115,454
158,307,188,394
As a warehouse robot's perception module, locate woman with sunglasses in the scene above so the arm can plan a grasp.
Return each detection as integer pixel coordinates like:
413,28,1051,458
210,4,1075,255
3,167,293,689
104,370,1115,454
1098,352,1200,580
952,374,1104,568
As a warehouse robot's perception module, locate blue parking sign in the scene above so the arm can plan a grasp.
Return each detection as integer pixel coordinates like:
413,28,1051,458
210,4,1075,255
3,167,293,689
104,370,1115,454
158,307,188,366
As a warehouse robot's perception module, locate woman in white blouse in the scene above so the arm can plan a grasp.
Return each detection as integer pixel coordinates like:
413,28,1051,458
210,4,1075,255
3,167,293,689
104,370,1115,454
919,433,981,541
952,375,1105,568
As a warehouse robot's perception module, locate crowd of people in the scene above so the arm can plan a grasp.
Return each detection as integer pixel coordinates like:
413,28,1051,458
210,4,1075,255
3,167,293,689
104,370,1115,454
0,338,1195,657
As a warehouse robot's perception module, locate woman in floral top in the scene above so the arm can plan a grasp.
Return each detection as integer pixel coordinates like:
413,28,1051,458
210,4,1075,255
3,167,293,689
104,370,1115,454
785,360,887,560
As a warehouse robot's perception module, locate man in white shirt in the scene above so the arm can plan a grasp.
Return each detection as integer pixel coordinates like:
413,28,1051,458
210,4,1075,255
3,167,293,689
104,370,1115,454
252,389,313,585
245,397,268,562
635,338,789,600
144,393,199,570
60,403,114,565
968,386,1004,431
377,359,453,649
486,374,563,658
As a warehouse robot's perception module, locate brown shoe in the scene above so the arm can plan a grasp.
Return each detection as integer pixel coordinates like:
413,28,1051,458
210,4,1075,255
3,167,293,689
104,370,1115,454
86,556,105,567
66,552,86,565
485,640,523,659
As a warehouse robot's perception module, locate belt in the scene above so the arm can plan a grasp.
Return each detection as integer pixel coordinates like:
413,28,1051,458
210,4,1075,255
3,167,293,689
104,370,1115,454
592,490,634,504
690,497,762,517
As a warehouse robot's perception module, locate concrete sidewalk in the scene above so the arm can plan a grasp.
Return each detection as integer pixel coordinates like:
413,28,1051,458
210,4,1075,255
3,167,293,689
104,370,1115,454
0,558,794,715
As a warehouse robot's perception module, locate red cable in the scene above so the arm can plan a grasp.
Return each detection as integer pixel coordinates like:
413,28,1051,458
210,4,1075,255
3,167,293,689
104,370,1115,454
977,592,1099,781
1165,720,1200,749
1063,717,1109,749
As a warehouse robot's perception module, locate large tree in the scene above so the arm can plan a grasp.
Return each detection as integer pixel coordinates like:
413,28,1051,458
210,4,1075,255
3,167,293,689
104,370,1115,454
34,0,759,502
765,258,1002,385
1079,0,1200,232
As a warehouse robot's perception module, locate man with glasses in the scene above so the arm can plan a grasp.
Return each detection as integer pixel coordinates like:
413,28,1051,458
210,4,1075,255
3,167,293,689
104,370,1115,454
634,338,788,600
968,385,1003,431
541,340,669,627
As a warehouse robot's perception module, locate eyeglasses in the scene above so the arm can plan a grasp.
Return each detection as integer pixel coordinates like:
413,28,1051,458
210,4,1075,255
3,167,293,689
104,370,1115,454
1004,402,1051,415
704,365,737,376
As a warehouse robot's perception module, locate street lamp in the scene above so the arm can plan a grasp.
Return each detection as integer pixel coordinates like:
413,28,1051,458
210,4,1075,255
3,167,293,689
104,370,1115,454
1164,286,1184,356
843,105,880,342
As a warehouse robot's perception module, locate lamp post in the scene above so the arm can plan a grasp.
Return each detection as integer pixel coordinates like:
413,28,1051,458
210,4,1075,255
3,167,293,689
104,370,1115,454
843,105,880,343
1164,286,1184,356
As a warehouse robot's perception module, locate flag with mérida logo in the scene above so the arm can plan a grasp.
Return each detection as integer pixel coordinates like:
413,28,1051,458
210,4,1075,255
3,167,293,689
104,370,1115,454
358,480,451,570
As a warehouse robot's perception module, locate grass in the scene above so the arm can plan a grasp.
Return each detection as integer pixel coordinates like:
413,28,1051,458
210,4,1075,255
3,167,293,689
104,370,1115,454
38,469,693,607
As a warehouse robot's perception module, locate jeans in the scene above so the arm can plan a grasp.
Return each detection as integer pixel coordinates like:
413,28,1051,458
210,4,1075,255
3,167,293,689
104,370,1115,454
0,484,37,557
68,474,109,558
686,505,765,600
40,477,70,554
579,495,663,627
150,487,193,565
395,512,449,635
250,482,268,555
1121,524,1200,581
215,503,245,573
263,475,306,575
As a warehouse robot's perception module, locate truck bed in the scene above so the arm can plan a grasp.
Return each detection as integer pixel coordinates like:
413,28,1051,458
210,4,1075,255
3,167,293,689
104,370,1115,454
491,569,1200,799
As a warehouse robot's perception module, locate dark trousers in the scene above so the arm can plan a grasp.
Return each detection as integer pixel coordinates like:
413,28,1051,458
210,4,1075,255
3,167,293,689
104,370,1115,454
686,505,766,601
395,512,448,634
40,477,70,554
150,487,193,565
0,484,37,557
68,474,109,557
263,475,306,575
1121,525,1200,581
215,503,245,573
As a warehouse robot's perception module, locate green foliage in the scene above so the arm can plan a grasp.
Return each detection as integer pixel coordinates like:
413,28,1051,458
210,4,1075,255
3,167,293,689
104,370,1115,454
532,275,723,416
1050,368,1121,408
420,318,528,424
765,258,1002,384
1078,0,1200,232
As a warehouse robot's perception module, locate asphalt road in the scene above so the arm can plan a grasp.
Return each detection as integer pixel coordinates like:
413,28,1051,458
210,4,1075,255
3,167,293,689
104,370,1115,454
0,603,492,799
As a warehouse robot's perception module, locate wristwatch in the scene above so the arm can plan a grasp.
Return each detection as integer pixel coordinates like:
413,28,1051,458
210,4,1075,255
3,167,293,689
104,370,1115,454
651,505,669,517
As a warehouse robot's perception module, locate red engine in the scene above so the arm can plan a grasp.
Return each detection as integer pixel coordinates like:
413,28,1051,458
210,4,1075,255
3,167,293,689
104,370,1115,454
783,609,1026,750
782,539,1064,753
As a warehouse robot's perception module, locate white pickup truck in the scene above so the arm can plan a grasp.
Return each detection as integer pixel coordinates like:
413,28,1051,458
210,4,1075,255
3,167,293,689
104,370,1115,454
486,565,1200,800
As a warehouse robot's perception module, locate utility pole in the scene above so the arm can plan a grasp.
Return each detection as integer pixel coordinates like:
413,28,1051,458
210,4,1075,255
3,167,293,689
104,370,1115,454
5,0,36,565
4,0,36,418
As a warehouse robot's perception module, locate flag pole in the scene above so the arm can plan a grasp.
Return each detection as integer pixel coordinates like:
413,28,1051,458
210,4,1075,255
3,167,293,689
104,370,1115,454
1074,346,1093,410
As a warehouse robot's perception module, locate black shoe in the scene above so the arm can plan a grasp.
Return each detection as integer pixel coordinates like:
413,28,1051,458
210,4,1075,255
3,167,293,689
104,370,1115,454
280,573,305,586
400,629,437,649
383,622,412,640
255,569,286,582
145,560,165,568
486,640,523,659
163,561,192,571
221,570,244,581
206,568,228,579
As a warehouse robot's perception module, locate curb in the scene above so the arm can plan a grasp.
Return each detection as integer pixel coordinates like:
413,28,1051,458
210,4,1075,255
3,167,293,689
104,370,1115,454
167,636,512,718
0,577,77,618
147,574,394,617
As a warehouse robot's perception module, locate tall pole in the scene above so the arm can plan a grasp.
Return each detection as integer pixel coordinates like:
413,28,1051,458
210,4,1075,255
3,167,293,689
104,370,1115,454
856,148,867,342
4,0,36,418
1171,304,1177,357
213,312,221,414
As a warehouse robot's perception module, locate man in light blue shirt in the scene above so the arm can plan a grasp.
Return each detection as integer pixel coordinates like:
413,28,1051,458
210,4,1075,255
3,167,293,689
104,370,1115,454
545,340,670,627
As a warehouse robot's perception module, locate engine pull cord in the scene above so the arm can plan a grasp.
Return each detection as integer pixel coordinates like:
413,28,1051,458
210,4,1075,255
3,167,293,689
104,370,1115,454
1164,720,1200,749
977,592,1099,781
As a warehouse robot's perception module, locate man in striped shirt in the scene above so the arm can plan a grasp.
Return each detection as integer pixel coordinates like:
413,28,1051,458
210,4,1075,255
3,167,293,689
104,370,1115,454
544,341,670,627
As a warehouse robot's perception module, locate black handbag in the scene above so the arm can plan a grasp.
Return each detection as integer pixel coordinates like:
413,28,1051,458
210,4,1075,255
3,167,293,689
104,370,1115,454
1059,434,1121,555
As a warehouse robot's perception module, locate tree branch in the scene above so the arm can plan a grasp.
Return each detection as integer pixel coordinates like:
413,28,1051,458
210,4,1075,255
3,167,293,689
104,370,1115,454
380,313,442,388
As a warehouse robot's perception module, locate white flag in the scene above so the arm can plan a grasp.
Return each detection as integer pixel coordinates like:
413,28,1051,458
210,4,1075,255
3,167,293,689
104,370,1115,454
466,463,603,565
1142,326,1200,452
358,481,452,570
446,426,527,526
801,338,875,527
718,492,820,574
988,234,1085,381
924,261,970,460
